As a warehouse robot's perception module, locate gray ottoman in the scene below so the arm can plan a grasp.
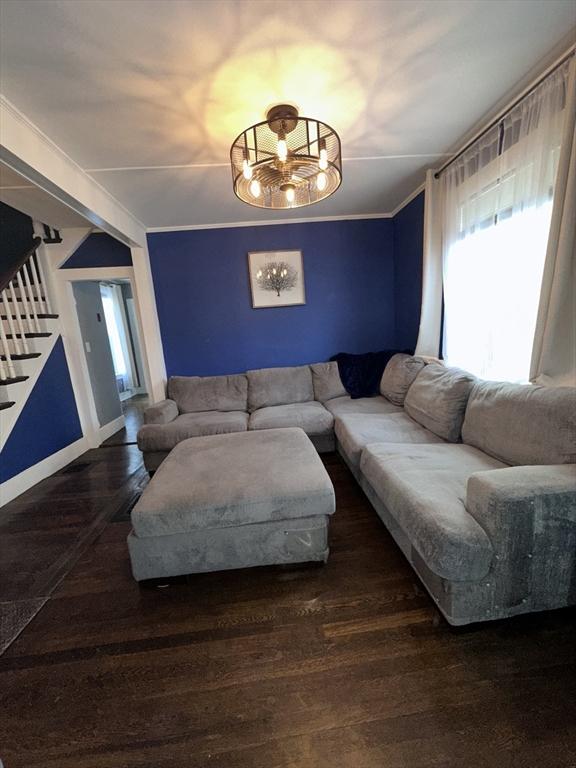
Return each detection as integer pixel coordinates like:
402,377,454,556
127,427,336,581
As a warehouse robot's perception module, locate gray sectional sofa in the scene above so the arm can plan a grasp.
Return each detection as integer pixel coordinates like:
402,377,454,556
138,361,377,471
138,354,576,625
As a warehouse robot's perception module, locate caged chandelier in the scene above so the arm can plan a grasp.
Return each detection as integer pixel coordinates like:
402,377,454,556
230,104,342,210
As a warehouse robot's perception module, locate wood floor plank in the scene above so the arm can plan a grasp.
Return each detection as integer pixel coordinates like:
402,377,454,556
0,443,575,768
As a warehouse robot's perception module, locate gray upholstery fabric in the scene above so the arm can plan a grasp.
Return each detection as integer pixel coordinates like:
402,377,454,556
128,515,329,580
137,411,248,452
380,354,427,405
465,465,576,617
142,451,169,472
247,366,314,411
168,374,248,413
462,380,576,466
360,443,505,580
335,412,444,468
143,399,178,425
310,361,347,403
132,428,335,538
249,401,333,436
405,363,476,441
324,395,403,417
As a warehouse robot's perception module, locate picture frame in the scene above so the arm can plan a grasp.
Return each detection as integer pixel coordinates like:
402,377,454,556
247,250,306,309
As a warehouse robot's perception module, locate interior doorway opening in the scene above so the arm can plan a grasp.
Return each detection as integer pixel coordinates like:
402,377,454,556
72,278,148,444
99,281,146,402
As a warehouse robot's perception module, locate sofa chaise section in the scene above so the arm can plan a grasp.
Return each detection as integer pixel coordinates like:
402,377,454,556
355,374,576,625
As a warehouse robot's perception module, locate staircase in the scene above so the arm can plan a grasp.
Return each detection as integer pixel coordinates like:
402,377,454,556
0,237,59,423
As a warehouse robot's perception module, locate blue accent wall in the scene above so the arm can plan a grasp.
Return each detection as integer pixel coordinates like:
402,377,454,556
62,232,132,269
0,338,83,483
148,219,399,377
393,191,425,349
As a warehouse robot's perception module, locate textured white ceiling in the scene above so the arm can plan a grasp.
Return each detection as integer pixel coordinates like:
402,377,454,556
1,0,574,229
0,163,90,228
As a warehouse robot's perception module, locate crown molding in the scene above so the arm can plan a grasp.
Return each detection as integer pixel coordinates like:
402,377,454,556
146,211,394,234
146,180,431,234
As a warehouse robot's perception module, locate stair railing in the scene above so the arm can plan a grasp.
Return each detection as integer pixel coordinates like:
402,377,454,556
0,236,43,383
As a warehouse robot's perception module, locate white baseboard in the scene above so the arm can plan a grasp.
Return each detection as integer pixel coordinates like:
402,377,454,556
0,437,90,507
97,415,125,443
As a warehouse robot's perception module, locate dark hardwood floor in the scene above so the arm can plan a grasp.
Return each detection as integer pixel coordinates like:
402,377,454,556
102,394,150,446
1,444,575,767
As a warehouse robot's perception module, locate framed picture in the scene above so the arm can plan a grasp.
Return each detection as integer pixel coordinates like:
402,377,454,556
247,250,306,308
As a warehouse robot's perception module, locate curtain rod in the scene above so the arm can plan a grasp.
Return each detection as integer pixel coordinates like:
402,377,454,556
434,47,575,179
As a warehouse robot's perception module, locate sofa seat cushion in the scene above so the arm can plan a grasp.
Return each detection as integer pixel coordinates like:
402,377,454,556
462,380,576,466
168,374,248,413
404,363,476,441
247,366,314,411
324,395,403,417
360,443,506,580
336,412,444,468
137,411,248,453
249,401,333,436
131,429,335,538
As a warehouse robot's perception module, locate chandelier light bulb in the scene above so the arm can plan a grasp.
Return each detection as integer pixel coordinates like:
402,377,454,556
231,105,341,209
277,137,288,162
242,159,252,180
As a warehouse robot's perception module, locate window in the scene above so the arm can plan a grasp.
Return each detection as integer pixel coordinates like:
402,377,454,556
441,63,569,382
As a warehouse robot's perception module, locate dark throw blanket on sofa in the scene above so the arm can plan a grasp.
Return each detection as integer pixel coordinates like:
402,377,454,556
331,350,412,399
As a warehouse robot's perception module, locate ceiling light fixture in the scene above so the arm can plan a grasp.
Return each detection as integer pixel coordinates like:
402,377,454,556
230,104,342,209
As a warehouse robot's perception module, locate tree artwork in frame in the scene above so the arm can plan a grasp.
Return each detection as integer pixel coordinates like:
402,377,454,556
248,250,306,308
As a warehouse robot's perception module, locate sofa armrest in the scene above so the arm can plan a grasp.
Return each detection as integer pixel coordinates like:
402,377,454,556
466,466,576,608
143,399,179,425
467,465,576,524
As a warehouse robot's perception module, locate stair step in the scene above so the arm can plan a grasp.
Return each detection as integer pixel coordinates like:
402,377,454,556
4,296,46,303
5,332,51,339
0,376,28,386
0,352,42,361
0,402,15,411
1,314,58,320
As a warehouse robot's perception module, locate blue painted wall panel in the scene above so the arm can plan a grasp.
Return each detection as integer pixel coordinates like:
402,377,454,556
0,338,83,483
393,192,425,349
62,232,132,269
148,219,398,377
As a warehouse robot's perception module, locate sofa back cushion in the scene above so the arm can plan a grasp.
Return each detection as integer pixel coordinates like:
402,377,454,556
462,381,576,465
310,362,347,403
380,354,427,406
247,366,314,411
168,374,248,413
404,364,476,442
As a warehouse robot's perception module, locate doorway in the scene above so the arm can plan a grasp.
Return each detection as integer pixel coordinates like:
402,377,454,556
72,278,148,444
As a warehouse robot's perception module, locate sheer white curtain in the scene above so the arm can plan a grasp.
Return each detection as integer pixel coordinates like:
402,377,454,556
100,283,133,388
442,61,570,382
530,59,576,386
